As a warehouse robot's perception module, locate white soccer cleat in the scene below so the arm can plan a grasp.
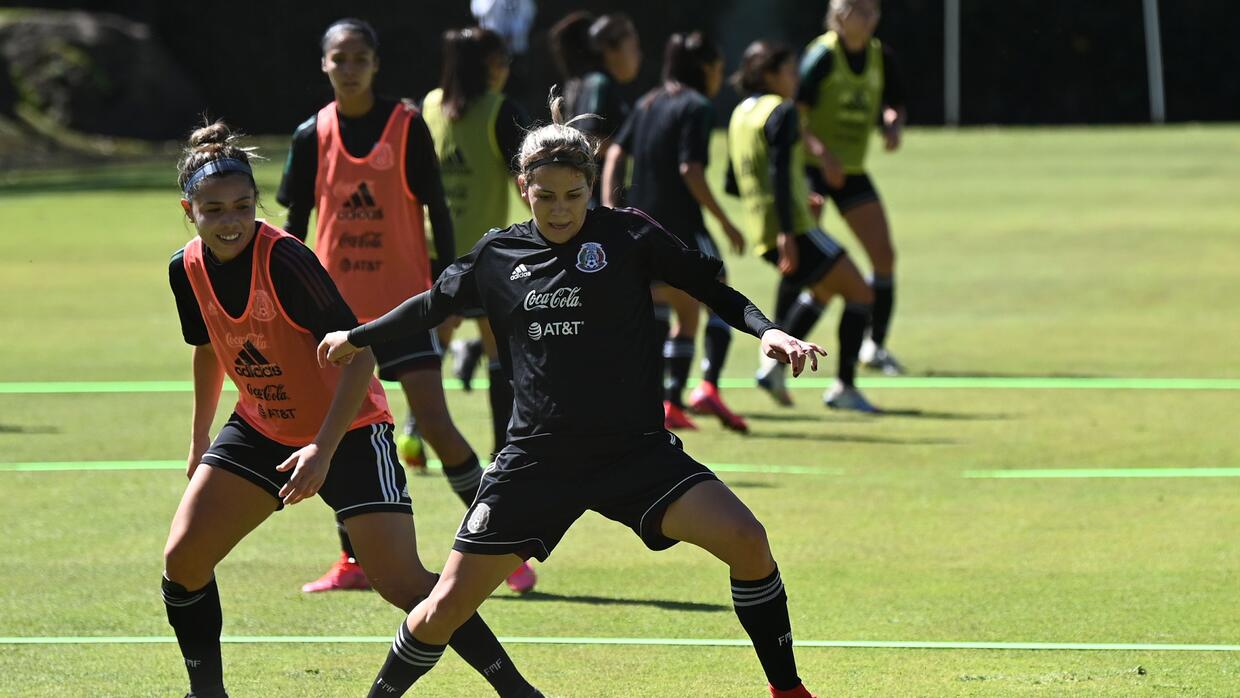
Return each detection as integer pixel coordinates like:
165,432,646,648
823,380,881,413
756,355,794,407
859,338,905,376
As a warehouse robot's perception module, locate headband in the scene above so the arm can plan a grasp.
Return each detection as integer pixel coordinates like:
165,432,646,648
183,157,254,195
525,154,591,173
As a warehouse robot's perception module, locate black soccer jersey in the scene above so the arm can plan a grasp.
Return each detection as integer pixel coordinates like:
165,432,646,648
348,207,776,454
614,87,714,236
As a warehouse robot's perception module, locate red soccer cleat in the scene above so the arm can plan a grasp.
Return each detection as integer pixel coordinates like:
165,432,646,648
663,400,698,430
770,683,817,698
301,552,371,593
506,561,537,594
688,381,749,433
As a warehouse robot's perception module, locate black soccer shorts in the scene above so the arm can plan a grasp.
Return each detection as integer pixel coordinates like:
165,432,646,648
200,412,412,520
452,431,719,561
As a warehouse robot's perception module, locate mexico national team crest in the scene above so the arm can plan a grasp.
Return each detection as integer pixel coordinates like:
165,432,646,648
251,290,277,321
576,242,607,273
466,503,491,534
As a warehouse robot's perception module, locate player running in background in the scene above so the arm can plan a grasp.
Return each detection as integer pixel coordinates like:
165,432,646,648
423,26,532,455
727,40,878,412
602,31,749,433
796,0,908,375
164,121,541,698
422,25,538,593
321,95,823,698
276,18,511,593
549,10,642,207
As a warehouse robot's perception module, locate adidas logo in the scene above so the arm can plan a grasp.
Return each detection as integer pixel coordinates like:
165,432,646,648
234,340,283,378
441,147,468,169
337,182,384,221
509,263,531,280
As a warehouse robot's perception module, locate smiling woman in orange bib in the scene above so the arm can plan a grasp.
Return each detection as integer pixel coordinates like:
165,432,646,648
163,120,540,698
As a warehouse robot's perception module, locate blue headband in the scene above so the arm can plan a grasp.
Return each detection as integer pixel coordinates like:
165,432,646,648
183,157,254,195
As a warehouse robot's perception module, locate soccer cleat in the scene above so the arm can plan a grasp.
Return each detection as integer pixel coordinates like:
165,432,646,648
688,381,749,433
451,338,485,391
396,417,428,473
301,552,371,593
663,400,699,430
769,683,817,698
859,338,905,376
506,561,537,594
823,380,881,413
756,357,794,407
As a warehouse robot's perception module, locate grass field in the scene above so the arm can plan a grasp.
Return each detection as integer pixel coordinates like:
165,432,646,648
2,125,1239,696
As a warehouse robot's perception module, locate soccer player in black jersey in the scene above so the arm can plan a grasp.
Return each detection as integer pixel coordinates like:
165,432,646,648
602,31,751,433
277,18,511,594
163,121,539,698
549,11,641,207
322,96,823,698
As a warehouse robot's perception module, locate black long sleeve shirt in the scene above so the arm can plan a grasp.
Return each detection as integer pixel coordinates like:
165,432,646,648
348,207,776,454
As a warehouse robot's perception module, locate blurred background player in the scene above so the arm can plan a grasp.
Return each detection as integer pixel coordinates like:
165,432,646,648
795,0,907,376
423,26,532,455
276,19,528,593
602,31,749,433
727,40,878,412
549,10,642,207
422,25,537,592
165,120,540,698
320,95,822,698
471,0,537,111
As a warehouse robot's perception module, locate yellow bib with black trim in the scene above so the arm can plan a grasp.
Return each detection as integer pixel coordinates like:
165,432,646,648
728,94,814,256
803,31,883,174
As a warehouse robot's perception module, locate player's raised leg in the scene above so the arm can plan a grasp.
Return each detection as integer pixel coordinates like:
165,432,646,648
661,480,817,698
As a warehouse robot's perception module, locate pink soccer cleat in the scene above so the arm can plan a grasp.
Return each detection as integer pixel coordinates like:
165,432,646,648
769,683,817,698
506,561,537,594
688,381,749,433
301,552,371,593
663,401,699,430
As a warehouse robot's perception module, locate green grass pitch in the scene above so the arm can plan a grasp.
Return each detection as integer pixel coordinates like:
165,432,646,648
1,125,1238,696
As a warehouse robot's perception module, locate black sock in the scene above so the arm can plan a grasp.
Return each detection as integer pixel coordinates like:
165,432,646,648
870,274,895,347
337,521,357,561
774,276,801,326
448,613,536,697
442,452,483,506
785,292,825,340
162,576,226,697
732,568,800,691
487,362,512,456
653,304,670,390
701,314,732,386
368,621,445,697
838,302,870,387
662,337,694,406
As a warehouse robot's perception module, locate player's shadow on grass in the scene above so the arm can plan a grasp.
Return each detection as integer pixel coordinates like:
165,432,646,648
749,430,953,445
919,369,1106,379
870,408,1010,420
0,424,59,434
489,590,728,613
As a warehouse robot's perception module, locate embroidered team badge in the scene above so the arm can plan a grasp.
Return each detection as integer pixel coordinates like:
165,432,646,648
576,242,607,273
371,142,395,170
466,503,491,533
251,290,277,321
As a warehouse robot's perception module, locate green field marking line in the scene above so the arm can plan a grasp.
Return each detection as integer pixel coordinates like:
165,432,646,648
3,376,1239,394
964,467,1240,479
1,636,1237,652
0,460,838,476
